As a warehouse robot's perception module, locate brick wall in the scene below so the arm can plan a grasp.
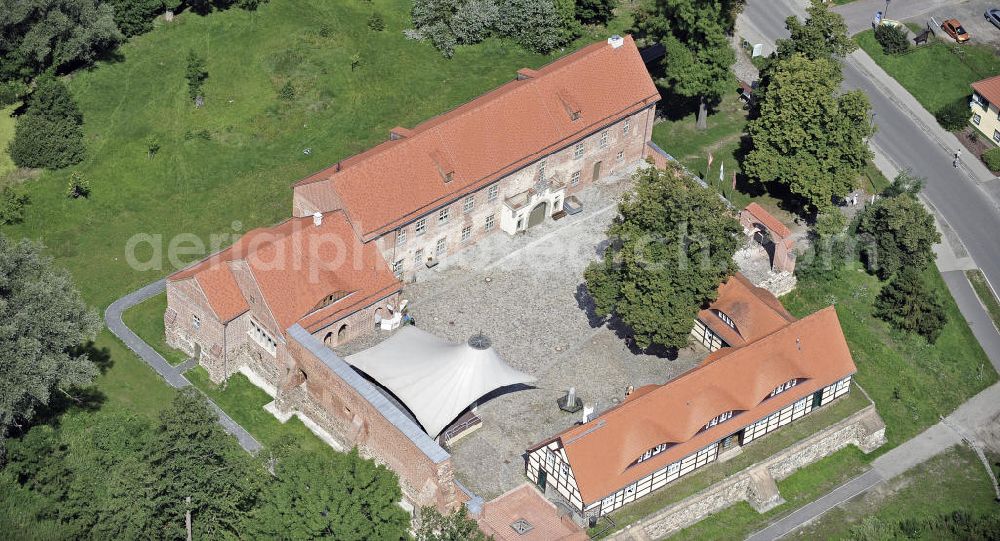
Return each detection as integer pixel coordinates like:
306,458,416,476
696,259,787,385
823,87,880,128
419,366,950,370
607,404,886,540
265,326,460,512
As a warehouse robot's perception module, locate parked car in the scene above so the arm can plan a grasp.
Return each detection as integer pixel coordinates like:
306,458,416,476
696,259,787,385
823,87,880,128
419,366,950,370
942,19,971,42
986,8,1000,30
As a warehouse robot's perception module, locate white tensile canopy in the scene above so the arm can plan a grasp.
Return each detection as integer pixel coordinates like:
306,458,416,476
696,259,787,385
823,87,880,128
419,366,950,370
345,326,535,438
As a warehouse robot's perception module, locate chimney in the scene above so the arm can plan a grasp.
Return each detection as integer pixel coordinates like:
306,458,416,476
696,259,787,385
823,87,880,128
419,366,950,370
313,212,323,226
516,68,539,80
608,35,624,49
389,126,412,140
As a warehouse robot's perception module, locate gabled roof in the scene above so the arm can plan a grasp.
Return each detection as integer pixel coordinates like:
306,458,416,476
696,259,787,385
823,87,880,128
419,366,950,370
293,35,659,241
531,307,856,504
972,74,1000,106
698,273,796,347
169,211,401,331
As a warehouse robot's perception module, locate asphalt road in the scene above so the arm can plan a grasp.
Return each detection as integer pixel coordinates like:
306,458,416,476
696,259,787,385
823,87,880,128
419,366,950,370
740,0,1000,298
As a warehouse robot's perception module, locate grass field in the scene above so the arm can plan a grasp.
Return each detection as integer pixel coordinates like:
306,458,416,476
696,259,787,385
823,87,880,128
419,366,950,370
783,263,997,448
186,367,337,456
788,445,998,539
0,106,15,179
121,292,188,365
591,388,870,537
671,446,870,540
651,93,753,208
856,30,1000,114
967,269,1000,333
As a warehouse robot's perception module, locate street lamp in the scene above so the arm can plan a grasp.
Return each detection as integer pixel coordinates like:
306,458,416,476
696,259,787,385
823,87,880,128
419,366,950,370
884,0,891,20
868,112,877,142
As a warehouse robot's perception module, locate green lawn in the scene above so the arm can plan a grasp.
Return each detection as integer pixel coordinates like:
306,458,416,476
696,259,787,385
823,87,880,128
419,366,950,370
788,445,998,539
121,292,188,365
0,106,15,179
671,446,870,540
651,93,752,208
186,366,337,457
967,269,1000,333
590,388,870,537
783,264,997,449
1,0,558,311
856,30,1000,114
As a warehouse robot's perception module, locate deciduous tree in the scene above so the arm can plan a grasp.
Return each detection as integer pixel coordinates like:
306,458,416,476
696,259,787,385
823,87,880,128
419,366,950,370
776,0,854,61
585,165,740,350
636,0,736,129
743,54,873,213
247,448,410,540
416,506,490,541
0,235,99,454
575,0,616,25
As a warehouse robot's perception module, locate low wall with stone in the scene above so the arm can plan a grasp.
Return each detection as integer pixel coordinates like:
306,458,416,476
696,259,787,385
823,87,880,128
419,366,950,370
609,403,886,540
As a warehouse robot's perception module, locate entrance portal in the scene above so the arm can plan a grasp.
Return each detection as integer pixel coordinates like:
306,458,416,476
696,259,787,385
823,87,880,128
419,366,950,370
527,202,548,228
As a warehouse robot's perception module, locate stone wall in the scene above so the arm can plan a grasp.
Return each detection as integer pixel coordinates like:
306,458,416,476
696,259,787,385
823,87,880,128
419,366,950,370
608,404,886,540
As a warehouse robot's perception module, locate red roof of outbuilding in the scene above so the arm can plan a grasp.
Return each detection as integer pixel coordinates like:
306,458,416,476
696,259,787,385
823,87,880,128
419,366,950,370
530,306,857,505
169,211,401,331
698,273,796,348
293,35,659,241
972,75,1000,106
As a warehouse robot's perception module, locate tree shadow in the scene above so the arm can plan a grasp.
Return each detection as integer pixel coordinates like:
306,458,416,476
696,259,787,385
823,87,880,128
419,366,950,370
70,340,114,374
574,283,679,360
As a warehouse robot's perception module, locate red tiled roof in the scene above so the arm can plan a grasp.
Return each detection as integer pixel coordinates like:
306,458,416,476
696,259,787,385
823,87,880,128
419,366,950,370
972,74,1000,107
530,307,856,504
169,211,401,331
479,484,588,541
698,273,796,348
293,35,659,241
744,203,791,239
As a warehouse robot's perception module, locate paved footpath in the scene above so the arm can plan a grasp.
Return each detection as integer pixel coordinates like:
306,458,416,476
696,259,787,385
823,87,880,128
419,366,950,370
105,279,262,453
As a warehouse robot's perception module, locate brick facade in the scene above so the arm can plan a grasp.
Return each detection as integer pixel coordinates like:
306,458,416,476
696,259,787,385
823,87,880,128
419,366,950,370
375,105,657,281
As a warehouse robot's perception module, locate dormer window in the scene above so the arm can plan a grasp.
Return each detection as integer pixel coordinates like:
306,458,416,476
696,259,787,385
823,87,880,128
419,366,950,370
771,379,799,397
632,442,672,466
557,90,581,121
430,150,455,183
705,410,733,430
713,309,736,331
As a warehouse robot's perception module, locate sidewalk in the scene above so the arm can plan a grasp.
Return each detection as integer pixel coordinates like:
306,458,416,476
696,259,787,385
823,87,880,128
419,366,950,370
105,280,262,453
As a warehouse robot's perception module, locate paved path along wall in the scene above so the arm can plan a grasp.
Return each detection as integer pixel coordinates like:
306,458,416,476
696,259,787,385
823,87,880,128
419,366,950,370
608,404,886,540
105,280,262,453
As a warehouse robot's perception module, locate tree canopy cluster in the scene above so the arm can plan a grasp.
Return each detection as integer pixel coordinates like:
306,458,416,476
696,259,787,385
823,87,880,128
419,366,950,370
408,0,607,57
6,388,415,540
856,172,946,342
635,0,739,129
585,165,740,351
745,0,872,213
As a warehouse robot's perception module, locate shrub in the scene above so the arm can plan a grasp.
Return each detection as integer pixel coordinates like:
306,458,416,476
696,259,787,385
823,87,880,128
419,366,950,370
185,50,208,101
0,187,29,225
0,80,28,107
983,147,1000,171
452,0,500,44
278,81,295,101
367,12,385,31
350,53,362,71
875,24,910,55
318,23,332,37
66,172,91,199
145,135,160,158
935,98,971,131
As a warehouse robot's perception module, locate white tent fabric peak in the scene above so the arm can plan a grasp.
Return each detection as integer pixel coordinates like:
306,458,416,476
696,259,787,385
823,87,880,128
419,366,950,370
345,326,535,438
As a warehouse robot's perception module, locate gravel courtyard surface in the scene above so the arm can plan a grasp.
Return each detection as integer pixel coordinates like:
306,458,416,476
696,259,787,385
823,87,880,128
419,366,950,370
340,175,704,500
